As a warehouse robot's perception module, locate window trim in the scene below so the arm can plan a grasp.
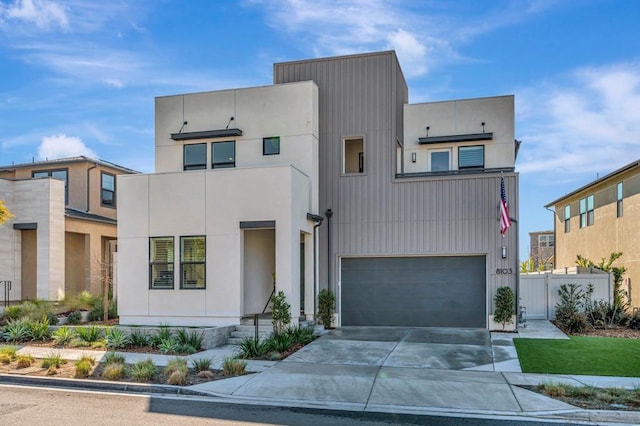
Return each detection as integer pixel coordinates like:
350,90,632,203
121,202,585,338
183,143,207,171
32,168,69,205
149,236,175,290
428,148,452,172
211,141,236,169
263,136,280,156
564,205,571,233
457,145,484,169
617,182,623,218
100,171,116,208
180,235,206,290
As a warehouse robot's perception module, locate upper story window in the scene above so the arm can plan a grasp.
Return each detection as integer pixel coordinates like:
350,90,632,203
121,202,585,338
150,237,174,289
263,137,280,155
343,137,364,174
539,234,554,248
101,172,116,208
33,169,68,204
564,205,571,233
212,141,235,169
184,143,206,171
458,145,484,169
579,194,594,228
181,236,206,289
617,182,623,218
429,149,451,172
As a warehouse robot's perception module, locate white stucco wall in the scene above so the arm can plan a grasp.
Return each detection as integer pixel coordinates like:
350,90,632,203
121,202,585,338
403,95,515,173
0,178,65,301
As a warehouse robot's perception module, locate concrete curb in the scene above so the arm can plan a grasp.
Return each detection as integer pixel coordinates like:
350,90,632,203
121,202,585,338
0,373,214,397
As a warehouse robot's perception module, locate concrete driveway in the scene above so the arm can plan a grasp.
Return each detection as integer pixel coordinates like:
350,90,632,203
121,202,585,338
284,326,519,371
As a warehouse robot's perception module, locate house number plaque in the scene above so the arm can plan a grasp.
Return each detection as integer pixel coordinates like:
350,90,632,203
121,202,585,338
495,268,513,274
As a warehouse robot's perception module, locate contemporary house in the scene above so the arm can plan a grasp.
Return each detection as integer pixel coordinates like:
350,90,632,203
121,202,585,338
117,51,519,328
545,159,640,305
528,230,554,270
0,156,137,302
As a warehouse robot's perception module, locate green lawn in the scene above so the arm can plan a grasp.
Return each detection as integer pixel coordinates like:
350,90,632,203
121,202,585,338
513,336,640,377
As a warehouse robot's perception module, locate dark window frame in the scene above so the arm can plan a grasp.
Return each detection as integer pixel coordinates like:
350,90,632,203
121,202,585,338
579,195,595,228
180,235,206,289
617,182,623,218
263,136,280,156
211,141,236,169
183,143,207,171
149,236,175,290
343,137,365,174
32,168,69,205
458,145,485,169
101,171,116,208
564,205,571,233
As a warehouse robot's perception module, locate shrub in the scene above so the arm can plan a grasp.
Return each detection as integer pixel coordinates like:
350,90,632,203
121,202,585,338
493,286,515,329
103,351,126,365
267,332,294,353
0,353,11,364
150,324,172,348
190,357,212,372
165,357,188,378
318,289,335,328
285,326,314,345
102,362,126,381
130,358,156,382
0,346,17,364
3,318,31,342
63,291,99,312
27,316,51,341
105,328,131,350
629,310,640,330
74,356,95,378
222,357,247,376
75,325,103,343
555,283,590,333
41,352,66,369
271,291,291,334
158,337,180,354
16,354,34,368
52,326,75,346
176,328,204,350
167,369,187,386
66,311,83,325
129,329,150,347
238,336,270,359
177,344,197,355
3,305,22,321
88,298,117,322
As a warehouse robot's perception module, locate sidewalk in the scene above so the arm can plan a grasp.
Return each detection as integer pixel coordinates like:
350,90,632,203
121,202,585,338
5,322,640,425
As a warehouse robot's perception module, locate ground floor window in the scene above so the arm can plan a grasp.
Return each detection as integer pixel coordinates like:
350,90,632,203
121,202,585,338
181,236,206,289
150,237,174,289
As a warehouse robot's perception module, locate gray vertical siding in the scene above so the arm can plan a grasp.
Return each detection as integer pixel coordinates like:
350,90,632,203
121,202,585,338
274,51,518,314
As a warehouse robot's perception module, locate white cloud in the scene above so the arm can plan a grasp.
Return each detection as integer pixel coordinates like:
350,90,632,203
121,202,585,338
517,63,640,176
4,0,68,30
104,78,124,88
386,29,429,78
37,134,96,160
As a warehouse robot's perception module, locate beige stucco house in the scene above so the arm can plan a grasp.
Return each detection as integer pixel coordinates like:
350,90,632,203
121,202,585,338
545,159,640,305
0,156,137,302
118,51,519,328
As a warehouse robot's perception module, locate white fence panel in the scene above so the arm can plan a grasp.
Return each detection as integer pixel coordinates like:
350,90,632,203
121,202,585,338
520,272,612,320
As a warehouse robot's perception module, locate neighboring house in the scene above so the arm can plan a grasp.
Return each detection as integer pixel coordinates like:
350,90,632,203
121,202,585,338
118,51,519,328
528,230,554,270
545,159,640,305
0,156,138,302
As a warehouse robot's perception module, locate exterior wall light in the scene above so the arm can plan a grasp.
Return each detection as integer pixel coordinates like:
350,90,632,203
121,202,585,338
501,246,507,259
411,152,416,163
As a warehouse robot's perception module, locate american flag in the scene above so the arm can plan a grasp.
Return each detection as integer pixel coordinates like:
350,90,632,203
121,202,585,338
500,176,511,236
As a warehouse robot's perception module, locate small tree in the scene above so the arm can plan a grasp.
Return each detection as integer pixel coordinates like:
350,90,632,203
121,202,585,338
318,289,335,329
271,290,291,334
0,199,14,227
493,286,515,330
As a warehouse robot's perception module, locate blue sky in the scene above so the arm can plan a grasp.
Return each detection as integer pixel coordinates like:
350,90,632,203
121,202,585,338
1,0,639,260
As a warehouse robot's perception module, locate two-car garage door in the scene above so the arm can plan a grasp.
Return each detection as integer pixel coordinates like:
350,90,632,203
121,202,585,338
341,256,486,328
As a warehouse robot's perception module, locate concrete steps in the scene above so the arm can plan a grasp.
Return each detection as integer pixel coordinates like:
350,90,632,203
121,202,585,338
227,316,314,345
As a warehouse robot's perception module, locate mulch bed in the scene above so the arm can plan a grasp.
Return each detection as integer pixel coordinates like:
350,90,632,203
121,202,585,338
573,327,640,339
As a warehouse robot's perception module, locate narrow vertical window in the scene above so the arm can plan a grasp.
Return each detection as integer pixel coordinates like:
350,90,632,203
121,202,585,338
101,172,115,207
150,237,174,289
617,182,623,218
587,194,594,226
263,137,280,155
212,141,235,168
343,137,364,174
579,198,586,228
564,205,571,233
184,143,206,170
181,236,206,289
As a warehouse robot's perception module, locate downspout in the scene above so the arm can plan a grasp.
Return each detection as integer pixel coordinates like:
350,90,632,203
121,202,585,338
87,163,98,212
544,205,558,270
307,213,324,323
325,209,333,293
510,217,519,330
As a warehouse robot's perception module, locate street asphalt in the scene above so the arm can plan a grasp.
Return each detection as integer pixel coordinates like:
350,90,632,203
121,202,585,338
5,320,640,425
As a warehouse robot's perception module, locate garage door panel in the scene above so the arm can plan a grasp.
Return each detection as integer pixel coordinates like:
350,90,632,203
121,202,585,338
341,256,486,327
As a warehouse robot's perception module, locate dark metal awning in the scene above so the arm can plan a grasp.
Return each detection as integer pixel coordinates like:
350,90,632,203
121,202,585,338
170,128,243,141
419,132,493,144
